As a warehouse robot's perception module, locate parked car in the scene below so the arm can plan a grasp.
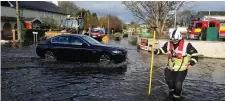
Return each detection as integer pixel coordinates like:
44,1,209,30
36,34,127,64
91,30,104,42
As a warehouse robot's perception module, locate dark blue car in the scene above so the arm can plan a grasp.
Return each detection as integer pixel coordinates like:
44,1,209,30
36,34,127,64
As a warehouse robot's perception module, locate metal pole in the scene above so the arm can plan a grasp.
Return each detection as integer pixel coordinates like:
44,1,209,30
209,1,211,18
33,33,36,44
36,34,38,44
208,1,211,27
174,10,177,28
16,1,21,42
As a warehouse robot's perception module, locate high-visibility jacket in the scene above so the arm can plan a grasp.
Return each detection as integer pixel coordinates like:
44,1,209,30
167,39,189,71
155,40,198,71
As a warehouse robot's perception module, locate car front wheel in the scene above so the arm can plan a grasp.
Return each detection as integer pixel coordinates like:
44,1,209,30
99,53,111,64
45,50,57,61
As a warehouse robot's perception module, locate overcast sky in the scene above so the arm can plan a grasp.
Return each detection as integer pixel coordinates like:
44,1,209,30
74,1,225,24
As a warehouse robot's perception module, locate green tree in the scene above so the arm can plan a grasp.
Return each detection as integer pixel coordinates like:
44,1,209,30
90,13,100,28
84,10,91,29
77,8,86,18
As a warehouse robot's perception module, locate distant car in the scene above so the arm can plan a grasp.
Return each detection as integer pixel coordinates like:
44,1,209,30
36,34,127,64
91,30,104,41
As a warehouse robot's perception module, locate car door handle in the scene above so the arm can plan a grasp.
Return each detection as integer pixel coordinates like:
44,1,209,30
92,51,96,53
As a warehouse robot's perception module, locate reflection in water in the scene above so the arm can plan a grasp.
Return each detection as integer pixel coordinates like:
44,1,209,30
1,39,225,101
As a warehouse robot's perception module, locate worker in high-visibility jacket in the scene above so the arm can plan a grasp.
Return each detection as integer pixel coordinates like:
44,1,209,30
151,29,198,101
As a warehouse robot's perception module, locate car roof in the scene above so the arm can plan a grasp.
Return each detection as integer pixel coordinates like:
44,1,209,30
58,34,86,37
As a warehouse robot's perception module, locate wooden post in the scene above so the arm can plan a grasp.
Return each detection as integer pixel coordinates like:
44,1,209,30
12,30,16,42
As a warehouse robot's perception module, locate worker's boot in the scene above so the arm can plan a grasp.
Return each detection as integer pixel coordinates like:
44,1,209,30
172,94,187,101
169,90,174,97
165,90,174,101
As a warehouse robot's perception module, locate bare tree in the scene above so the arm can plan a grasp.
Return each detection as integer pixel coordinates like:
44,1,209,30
121,1,186,37
176,2,197,26
58,1,80,16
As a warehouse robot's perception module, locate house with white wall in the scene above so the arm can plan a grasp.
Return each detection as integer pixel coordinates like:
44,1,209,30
1,1,68,40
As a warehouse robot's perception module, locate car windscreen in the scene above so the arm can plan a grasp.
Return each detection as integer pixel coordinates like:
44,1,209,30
195,23,202,28
92,30,99,33
81,36,101,45
220,23,225,26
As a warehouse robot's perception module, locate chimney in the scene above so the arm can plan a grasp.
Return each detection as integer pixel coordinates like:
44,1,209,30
52,1,58,6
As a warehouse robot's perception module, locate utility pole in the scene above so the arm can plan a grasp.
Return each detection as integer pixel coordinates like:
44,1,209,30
108,14,110,34
80,9,83,18
16,1,21,42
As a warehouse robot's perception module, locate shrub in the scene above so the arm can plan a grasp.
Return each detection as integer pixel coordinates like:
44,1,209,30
21,28,27,42
113,32,122,41
23,29,47,43
123,33,128,38
128,35,138,45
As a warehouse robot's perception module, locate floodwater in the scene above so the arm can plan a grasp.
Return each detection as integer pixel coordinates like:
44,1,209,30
1,39,225,101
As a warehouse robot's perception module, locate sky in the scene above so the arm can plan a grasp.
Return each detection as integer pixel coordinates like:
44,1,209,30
74,1,225,24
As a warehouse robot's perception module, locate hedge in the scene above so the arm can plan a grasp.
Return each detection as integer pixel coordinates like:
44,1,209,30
22,29,48,43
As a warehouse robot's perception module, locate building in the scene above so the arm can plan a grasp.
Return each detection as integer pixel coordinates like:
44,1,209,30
197,11,225,21
176,11,225,27
1,1,68,40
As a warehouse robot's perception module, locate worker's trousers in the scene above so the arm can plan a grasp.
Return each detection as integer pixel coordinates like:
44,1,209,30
164,68,187,98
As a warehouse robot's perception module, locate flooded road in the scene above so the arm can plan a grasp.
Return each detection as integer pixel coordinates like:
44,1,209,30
1,39,225,101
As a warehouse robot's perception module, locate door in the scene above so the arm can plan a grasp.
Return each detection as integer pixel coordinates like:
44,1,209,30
68,36,90,62
51,36,70,60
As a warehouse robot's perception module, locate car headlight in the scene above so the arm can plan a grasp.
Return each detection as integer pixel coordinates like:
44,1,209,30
112,50,122,54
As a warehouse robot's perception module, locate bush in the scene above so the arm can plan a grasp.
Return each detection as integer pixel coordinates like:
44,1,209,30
23,29,47,43
21,28,27,42
128,36,138,45
40,17,60,30
123,33,128,38
113,32,122,41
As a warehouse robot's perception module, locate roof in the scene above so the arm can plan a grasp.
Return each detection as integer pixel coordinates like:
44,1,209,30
198,11,225,16
24,17,42,23
1,1,67,15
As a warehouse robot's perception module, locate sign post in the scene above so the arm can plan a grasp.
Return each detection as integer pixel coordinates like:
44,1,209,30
33,32,38,45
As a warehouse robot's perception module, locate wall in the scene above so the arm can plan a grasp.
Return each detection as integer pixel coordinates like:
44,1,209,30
22,9,41,18
138,37,225,58
1,6,67,26
22,9,67,25
1,6,16,17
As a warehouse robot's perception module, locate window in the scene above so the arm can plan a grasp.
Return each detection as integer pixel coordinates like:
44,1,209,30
195,23,202,28
51,36,59,43
69,37,84,45
52,13,55,19
20,9,23,17
209,22,215,27
81,36,101,45
58,36,69,43
43,12,46,18
51,36,69,43
220,23,225,26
